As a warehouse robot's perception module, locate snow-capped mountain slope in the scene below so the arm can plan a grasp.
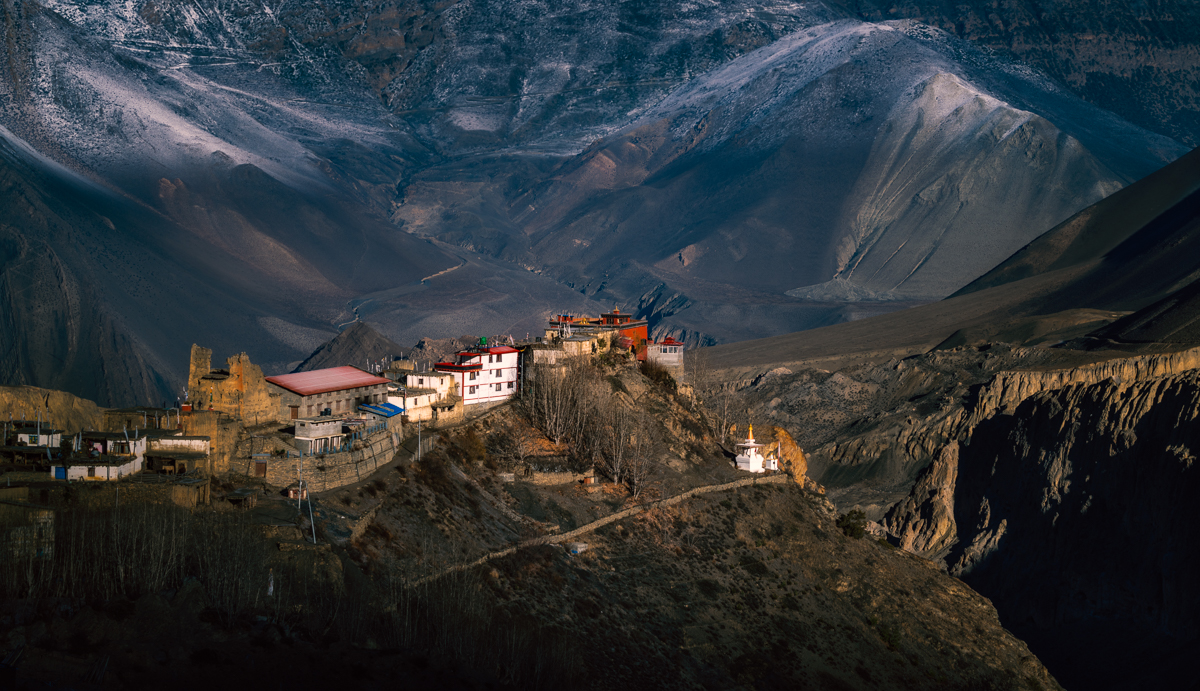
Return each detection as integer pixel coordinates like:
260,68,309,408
0,0,1189,402
397,18,1183,342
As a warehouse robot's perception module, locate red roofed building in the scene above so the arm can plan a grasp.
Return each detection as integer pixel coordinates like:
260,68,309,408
435,339,520,406
647,336,685,377
265,366,393,419
545,308,650,360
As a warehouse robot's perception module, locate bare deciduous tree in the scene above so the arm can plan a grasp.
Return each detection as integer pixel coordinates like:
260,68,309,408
595,401,633,485
492,420,540,466
684,348,710,397
623,410,659,500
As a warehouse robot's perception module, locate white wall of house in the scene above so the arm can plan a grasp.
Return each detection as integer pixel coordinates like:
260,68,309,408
460,351,518,405
296,419,342,439
402,372,454,398
150,437,210,454
51,457,141,481
647,343,684,370
17,431,62,448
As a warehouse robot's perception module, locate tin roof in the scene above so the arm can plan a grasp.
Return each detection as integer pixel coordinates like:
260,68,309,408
265,366,392,396
359,403,403,418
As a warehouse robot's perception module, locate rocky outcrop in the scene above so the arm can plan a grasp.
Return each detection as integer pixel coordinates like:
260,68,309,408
852,346,1200,550
968,346,1200,422
949,371,1200,629
0,385,103,433
883,441,957,560
813,349,1200,688
946,369,1200,687
186,345,278,423
770,426,809,483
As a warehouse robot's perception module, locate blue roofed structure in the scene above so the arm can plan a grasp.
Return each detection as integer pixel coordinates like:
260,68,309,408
359,402,404,418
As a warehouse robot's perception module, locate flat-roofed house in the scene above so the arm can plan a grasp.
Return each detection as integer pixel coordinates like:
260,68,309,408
435,341,519,406
265,366,393,421
293,416,344,455
49,455,142,481
81,430,149,466
400,370,455,399
11,426,62,449
358,402,404,426
146,435,211,475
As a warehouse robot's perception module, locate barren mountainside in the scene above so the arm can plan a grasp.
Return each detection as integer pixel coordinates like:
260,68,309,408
828,0,1200,147
0,0,1189,406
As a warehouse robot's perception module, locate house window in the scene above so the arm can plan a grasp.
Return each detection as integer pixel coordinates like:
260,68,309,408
507,382,514,389
87,466,96,477
307,405,313,416
469,386,477,394
418,378,424,386
495,383,501,392
28,435,38,445
494,369,500,377
469,372,476,380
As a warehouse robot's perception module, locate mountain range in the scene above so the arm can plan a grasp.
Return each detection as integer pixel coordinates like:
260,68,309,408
0,0,1193,407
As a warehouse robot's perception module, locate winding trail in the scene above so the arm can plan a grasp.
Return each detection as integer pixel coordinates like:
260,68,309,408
410,473,792,586
420,259,467,283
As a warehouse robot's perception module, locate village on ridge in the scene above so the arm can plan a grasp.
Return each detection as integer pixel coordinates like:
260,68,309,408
0,308,793,536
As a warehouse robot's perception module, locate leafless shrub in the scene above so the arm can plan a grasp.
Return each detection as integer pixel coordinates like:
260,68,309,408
518,358,603,448
685,347,748,443
489,420,540,467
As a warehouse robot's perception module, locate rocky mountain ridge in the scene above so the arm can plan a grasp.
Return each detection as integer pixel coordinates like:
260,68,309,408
827,0,1200,147
0,0,1189,406
730,339,1200,689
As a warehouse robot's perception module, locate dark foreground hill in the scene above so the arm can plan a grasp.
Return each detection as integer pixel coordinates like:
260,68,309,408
0,355,1062,690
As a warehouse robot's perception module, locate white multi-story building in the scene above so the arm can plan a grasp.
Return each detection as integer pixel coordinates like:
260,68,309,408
400,370,455,399
435,341,520,405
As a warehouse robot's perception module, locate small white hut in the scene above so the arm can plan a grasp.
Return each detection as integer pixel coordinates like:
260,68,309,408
734,425,779,473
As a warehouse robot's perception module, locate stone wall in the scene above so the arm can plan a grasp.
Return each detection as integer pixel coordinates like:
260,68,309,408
264,429,402,493
177,410,243,476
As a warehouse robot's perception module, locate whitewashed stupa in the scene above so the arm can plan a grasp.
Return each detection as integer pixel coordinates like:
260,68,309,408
734,425,779,473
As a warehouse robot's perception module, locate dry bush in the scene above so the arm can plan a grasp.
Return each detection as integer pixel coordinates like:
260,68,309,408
412,449,458,496
640,359,677,393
